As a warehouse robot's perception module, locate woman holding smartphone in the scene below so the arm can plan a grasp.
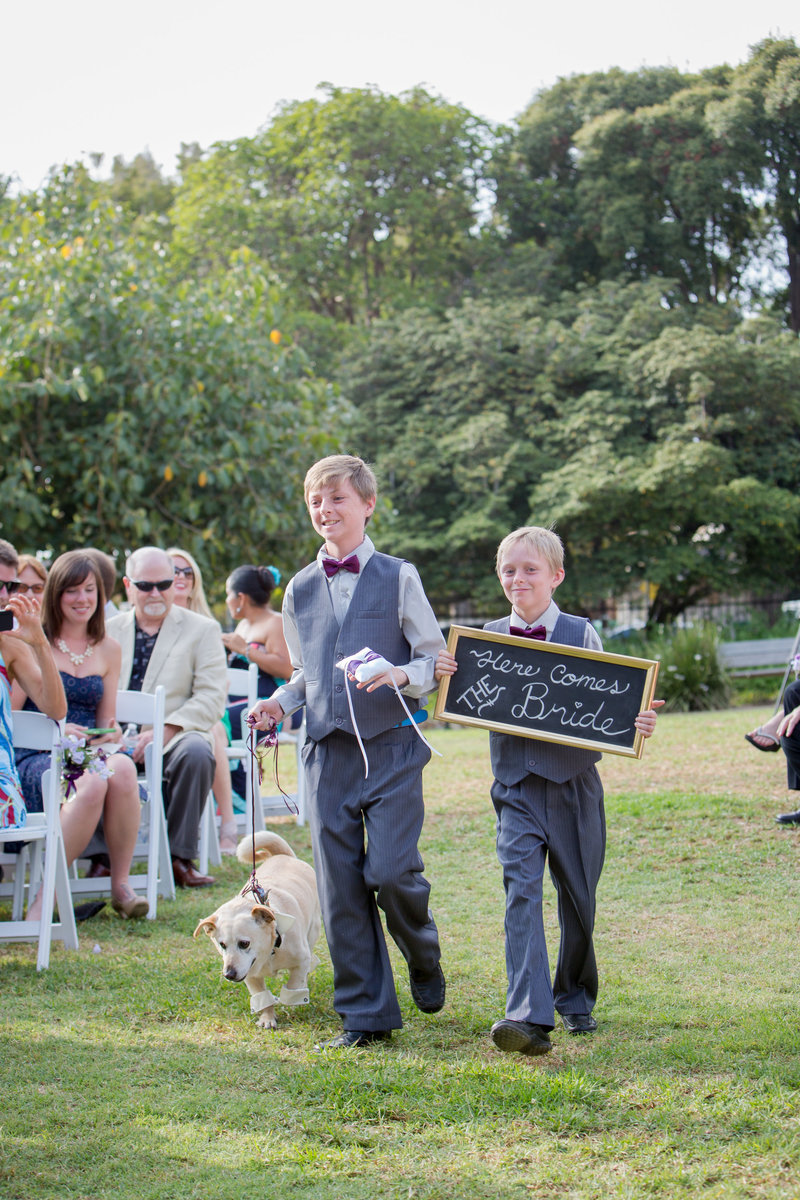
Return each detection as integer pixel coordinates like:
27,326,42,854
13,550,148,919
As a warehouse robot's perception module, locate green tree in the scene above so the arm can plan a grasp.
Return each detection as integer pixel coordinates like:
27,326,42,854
0,168,349,585
707,37,800,330
345,281,800,620
170,84,494,325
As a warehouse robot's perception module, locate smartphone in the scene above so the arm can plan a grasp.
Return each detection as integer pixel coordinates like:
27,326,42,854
0,610,15,632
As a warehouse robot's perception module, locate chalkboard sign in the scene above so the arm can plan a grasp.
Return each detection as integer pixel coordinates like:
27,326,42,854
433,625,659,758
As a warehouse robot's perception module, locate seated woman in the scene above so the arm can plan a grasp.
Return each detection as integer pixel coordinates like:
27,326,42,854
15,553,48,601
1,582,67,832
221,564,295,803
167,546,239,855
13,551,148,919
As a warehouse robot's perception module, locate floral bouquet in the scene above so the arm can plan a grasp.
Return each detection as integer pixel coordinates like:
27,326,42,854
60,733,115,799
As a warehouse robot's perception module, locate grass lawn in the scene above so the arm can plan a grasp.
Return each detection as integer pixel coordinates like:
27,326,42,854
3,703,800,1199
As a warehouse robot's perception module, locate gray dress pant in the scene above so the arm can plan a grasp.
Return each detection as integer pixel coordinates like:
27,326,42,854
303,727,441,1031
162,733,216,862
491,765,605,1028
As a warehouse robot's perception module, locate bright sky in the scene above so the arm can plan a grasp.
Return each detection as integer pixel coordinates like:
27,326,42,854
3,0,798,190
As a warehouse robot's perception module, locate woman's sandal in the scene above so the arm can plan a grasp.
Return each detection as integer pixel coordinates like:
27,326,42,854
744,727,781,752
111,890,149,919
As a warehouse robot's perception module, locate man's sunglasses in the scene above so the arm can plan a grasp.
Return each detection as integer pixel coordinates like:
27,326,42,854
131,579,174,593
0,580,21,594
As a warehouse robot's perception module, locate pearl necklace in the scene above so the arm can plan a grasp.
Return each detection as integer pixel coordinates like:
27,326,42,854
56,637,94,666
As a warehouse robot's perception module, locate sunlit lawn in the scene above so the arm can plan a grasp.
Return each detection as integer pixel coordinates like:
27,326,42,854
3,703,800,1199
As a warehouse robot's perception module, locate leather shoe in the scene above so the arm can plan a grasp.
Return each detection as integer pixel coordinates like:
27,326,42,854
776,810,800,825
560,1012,598,1035
86,860,111,879
316,1029,392,1050
111,892,150,919
409,963,446,1013
171,857,215,888
490,1018,552,1056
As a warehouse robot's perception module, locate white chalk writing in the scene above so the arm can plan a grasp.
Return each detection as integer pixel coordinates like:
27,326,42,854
455,673,507,716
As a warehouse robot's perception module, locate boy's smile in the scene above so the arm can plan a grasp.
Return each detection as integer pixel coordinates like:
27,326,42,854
497,543,564,626
307,478,376,558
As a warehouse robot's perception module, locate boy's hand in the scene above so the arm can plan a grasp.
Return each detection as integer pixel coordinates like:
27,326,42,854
777,704,800,740
435,650,458,681
356,667,409,693
247,698,285,732
635,699,665,738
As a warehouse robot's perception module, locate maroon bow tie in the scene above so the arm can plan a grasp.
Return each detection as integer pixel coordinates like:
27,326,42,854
322,554,360,579
510,624,547,640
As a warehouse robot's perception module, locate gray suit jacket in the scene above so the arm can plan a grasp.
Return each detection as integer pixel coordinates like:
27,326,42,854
106,606,227,752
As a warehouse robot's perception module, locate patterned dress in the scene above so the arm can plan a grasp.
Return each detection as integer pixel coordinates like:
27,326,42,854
0,649,26,829
16,673,104,815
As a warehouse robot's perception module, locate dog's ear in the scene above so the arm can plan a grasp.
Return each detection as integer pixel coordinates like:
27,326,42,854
273,909,296,935
251,904,276,926
193,915,218,939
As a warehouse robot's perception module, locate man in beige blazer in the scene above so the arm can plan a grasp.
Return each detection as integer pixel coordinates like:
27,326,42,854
107,546,227,887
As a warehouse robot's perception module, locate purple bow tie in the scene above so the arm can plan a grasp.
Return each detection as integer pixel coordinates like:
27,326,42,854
322,554,360,579
510,624,547,640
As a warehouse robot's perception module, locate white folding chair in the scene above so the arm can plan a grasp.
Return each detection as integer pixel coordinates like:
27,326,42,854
69,686,173,918
198,664,258,872
0,712,78,970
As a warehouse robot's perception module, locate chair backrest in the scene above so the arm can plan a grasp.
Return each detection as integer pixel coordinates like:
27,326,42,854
115,687,166,785
11,711,62,822
11,710,61,753
227,663,259,741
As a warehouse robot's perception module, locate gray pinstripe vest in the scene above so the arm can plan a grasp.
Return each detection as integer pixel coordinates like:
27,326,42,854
485,612,603,785
293,553,420,742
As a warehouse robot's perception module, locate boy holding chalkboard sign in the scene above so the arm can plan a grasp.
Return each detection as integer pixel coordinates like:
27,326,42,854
248,455,446,1051
436,526,661,1056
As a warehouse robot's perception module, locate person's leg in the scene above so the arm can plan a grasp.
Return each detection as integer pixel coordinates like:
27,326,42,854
101,752,146,906
162,733,216,862
492,777,553,1026
362,731,441,975
780,680,800,791
304,732,403,1032
547,767,606,1018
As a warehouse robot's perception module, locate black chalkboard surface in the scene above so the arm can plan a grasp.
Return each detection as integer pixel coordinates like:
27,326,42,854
433,625,659,758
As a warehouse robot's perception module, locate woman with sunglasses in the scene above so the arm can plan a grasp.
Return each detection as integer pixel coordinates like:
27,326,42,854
13,551,148,920
16,554,48,599
167,548,214,619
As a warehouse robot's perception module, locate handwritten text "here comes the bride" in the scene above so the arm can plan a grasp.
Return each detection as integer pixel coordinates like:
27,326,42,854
455,645,633,738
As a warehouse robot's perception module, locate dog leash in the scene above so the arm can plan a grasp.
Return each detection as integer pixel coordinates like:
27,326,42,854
239,727,298,906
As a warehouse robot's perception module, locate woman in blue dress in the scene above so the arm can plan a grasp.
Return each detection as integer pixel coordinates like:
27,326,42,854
14,551,148,919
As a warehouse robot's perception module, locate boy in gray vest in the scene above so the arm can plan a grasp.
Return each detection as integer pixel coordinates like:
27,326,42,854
249,455,446,1049
436,526,661,1056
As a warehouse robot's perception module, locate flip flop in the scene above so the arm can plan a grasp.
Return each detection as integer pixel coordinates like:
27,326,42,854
744,728,781,752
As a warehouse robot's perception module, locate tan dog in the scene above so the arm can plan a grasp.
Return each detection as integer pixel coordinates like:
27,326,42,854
194,831,321,1029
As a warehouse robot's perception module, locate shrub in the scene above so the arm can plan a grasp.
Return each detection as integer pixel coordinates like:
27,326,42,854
645,622,732,712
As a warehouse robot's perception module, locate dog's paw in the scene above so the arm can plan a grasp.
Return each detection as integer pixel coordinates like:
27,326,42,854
256,1010,278,1030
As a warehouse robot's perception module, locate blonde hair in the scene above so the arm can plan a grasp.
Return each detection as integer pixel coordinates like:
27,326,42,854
17,553,48,584
303,455,378,505
495,526,564,576
166,547,214,619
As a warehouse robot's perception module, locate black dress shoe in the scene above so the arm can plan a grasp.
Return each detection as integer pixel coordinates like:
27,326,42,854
316,1029,392,1050
560,1012,598,1035
409,963,446,1013
171,857,215,888
490,1019,552,1056
775,810,800,825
